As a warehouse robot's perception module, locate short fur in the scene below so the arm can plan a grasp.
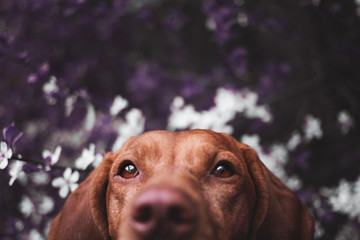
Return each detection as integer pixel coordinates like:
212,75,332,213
48,129,314,240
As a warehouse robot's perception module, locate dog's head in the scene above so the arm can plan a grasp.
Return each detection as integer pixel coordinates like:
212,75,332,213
89,130,314,240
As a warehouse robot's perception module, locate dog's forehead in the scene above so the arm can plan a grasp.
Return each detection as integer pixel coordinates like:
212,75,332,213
132,130,229,146
126,130,233,156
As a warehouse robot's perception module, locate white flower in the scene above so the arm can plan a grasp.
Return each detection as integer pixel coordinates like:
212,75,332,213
110,95,128,116
112,108,145,151
0,141,13,169
335,223,360,240
75,144,103,170
43,76,59,105
337,110,354,135
19,195,34,218
323,176,360,222
29,229,44,240
52,167,79,198
43,76,59,95
31,172,50,185
38,195,54,215
65,94,78,117
287,131,302,151
42,146,62,166
9,160,25,186
167,87,272,134
15,219,24,231
303,114,323,141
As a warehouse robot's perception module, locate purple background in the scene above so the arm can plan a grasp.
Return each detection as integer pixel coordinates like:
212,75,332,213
1,0,360,239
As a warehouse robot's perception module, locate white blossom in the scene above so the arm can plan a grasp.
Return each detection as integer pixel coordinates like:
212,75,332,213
167,88,272,134
9,160,25,186
287,131,302,151
335,223,360,240
29,229,44,240
110,95,128,116
38,195,54,215
43,76,59,105
112,108,145,151
19,195,34,218
237,12,248,27
18,192,54,228
15,219,24,231
314,220,325,238
43,76,59,94
75,143,103,170
52,167,79,198
31,172,50,185
322,176,360,222
303,114,323,141
65,94,78,117
337,110,353,135
42,146,62,166
205,18,217,31
0,141,12,169
84,103,96,131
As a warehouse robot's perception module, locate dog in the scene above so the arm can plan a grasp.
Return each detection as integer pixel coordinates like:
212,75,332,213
48,129,314,240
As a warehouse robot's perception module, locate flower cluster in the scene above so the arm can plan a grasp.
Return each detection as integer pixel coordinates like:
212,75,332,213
1,0,360,239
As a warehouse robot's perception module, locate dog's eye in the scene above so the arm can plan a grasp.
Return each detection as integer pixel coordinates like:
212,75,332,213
212,162,234,178
119,162,138,179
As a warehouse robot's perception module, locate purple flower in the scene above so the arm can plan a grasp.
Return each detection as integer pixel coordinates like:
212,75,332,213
2,122,23,148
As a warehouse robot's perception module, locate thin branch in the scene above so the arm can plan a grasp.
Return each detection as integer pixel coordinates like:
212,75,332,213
9,156,93,172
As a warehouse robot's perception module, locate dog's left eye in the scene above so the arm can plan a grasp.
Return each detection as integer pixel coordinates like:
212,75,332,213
211,162,234,178
119,161,139,179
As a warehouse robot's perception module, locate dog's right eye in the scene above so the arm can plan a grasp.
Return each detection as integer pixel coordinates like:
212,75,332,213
119,161,139,179
211,161,234,178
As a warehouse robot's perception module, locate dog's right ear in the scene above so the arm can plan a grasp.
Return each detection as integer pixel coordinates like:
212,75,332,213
48,152,115,240
90,136,137,239
90,152,115,240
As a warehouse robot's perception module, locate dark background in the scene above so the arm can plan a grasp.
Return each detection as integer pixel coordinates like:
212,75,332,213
1,0,360,239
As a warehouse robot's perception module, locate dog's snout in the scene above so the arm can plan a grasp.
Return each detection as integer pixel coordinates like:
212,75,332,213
131,187,197,239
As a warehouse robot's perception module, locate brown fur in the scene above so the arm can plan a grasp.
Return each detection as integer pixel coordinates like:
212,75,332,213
48,129,314,240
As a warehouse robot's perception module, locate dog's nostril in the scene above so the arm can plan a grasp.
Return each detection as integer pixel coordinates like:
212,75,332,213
168,205,192,224
133,205,153,223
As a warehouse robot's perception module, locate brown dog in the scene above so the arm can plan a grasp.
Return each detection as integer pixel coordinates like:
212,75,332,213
48,130,314,240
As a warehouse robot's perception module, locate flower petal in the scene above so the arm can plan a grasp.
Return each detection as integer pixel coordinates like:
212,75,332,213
69,183,79,192
0,142,7,153
52,177,66,187
5,148,12,159
70,171,79,183
59,185,69,198
51,146,62,165
63,167,72,180
0,158,8,169
42,150,51,159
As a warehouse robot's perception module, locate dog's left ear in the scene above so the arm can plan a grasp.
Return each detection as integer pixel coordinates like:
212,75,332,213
90,152,115,240
238,143,315,240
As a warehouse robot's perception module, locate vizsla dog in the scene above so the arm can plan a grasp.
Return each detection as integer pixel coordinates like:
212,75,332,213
48,129,314,240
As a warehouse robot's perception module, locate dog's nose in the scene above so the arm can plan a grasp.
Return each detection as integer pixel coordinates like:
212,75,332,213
131,187,197,239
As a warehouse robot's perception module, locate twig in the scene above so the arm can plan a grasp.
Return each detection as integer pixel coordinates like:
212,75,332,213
9,156,93,172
